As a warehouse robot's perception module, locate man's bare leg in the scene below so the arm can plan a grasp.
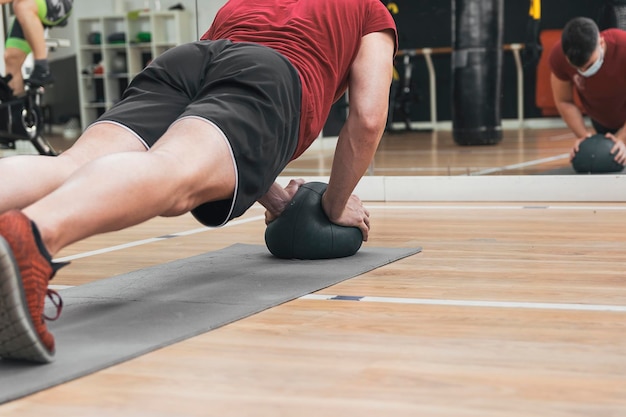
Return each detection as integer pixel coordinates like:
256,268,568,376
25,117,237,256
0,123,147,213
0,121,147,363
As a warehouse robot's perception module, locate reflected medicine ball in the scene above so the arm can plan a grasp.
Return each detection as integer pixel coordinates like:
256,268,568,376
265,182,363,260
571,134,625,173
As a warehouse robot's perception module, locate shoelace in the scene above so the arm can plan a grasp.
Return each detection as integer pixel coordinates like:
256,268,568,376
43,289,63,321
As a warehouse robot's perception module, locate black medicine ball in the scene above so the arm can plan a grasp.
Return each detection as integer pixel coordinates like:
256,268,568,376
265,182,363,259
571,134,625,173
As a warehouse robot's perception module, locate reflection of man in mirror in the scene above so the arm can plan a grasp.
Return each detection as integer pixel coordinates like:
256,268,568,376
549,16,626,165
1,0,74,95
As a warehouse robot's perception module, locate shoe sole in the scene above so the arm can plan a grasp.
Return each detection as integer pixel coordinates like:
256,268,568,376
0,237,54,363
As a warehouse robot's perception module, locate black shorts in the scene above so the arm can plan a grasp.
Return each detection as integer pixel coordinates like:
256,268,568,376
591,119,618,135
95,40,302,227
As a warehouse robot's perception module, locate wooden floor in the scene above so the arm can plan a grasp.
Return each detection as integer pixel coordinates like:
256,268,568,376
1,123,577,176
1,127,625,416
283,126,577,176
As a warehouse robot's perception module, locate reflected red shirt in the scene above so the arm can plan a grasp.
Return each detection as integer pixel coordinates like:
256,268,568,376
550,29,626,129
202,0,398,159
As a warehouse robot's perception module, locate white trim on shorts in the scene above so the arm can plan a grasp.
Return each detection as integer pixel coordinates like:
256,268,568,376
177,115,239,227
89,120,150,150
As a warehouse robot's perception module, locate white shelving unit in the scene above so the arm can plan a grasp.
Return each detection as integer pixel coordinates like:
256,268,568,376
75,11,193,130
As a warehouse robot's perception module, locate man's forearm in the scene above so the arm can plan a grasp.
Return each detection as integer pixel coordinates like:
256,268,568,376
556,101,589,138
324,119,382,221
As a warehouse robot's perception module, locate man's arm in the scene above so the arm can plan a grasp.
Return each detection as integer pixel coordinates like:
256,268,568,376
321,30,395,240
258,30,395,239
602,125,626,165
551,73,589,140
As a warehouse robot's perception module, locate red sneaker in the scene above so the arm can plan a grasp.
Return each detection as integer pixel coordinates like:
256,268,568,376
0,210,63,363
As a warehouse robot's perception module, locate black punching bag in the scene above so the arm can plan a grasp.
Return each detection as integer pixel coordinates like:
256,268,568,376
451,0,503,146
598,0,626,31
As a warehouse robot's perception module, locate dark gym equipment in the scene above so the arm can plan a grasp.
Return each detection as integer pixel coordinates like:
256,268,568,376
598,0,626,30
386,52,423,133
571,134,625,174
0,75,57,156
522,0,542,68
265,182,363,260
451,0,504,146
87,32,102,45
107,32,126,44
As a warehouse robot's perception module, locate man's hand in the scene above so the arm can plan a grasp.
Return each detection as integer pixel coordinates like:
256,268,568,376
570,133,592,161
321,193,371,241
262,178,305,225
604,133,626,165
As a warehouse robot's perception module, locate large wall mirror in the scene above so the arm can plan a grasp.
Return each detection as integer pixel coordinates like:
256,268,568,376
303,0,625,180
1,0,623,197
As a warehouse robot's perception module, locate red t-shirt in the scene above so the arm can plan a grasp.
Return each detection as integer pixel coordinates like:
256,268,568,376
549,28,626,129
201,0,398,159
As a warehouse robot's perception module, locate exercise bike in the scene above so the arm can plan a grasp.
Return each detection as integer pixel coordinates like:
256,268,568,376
0,35,73,157
0,73,55,156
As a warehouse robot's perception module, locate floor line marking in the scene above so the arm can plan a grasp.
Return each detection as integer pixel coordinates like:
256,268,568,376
549,132,576,141
300,294,626,312
53,215,265,263
48,287,625,313
468,153,570,176
365,204,626,210
283,167,471,173
49,285,74,290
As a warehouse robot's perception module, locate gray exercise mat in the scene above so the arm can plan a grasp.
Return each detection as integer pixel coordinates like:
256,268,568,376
0,243,421,403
